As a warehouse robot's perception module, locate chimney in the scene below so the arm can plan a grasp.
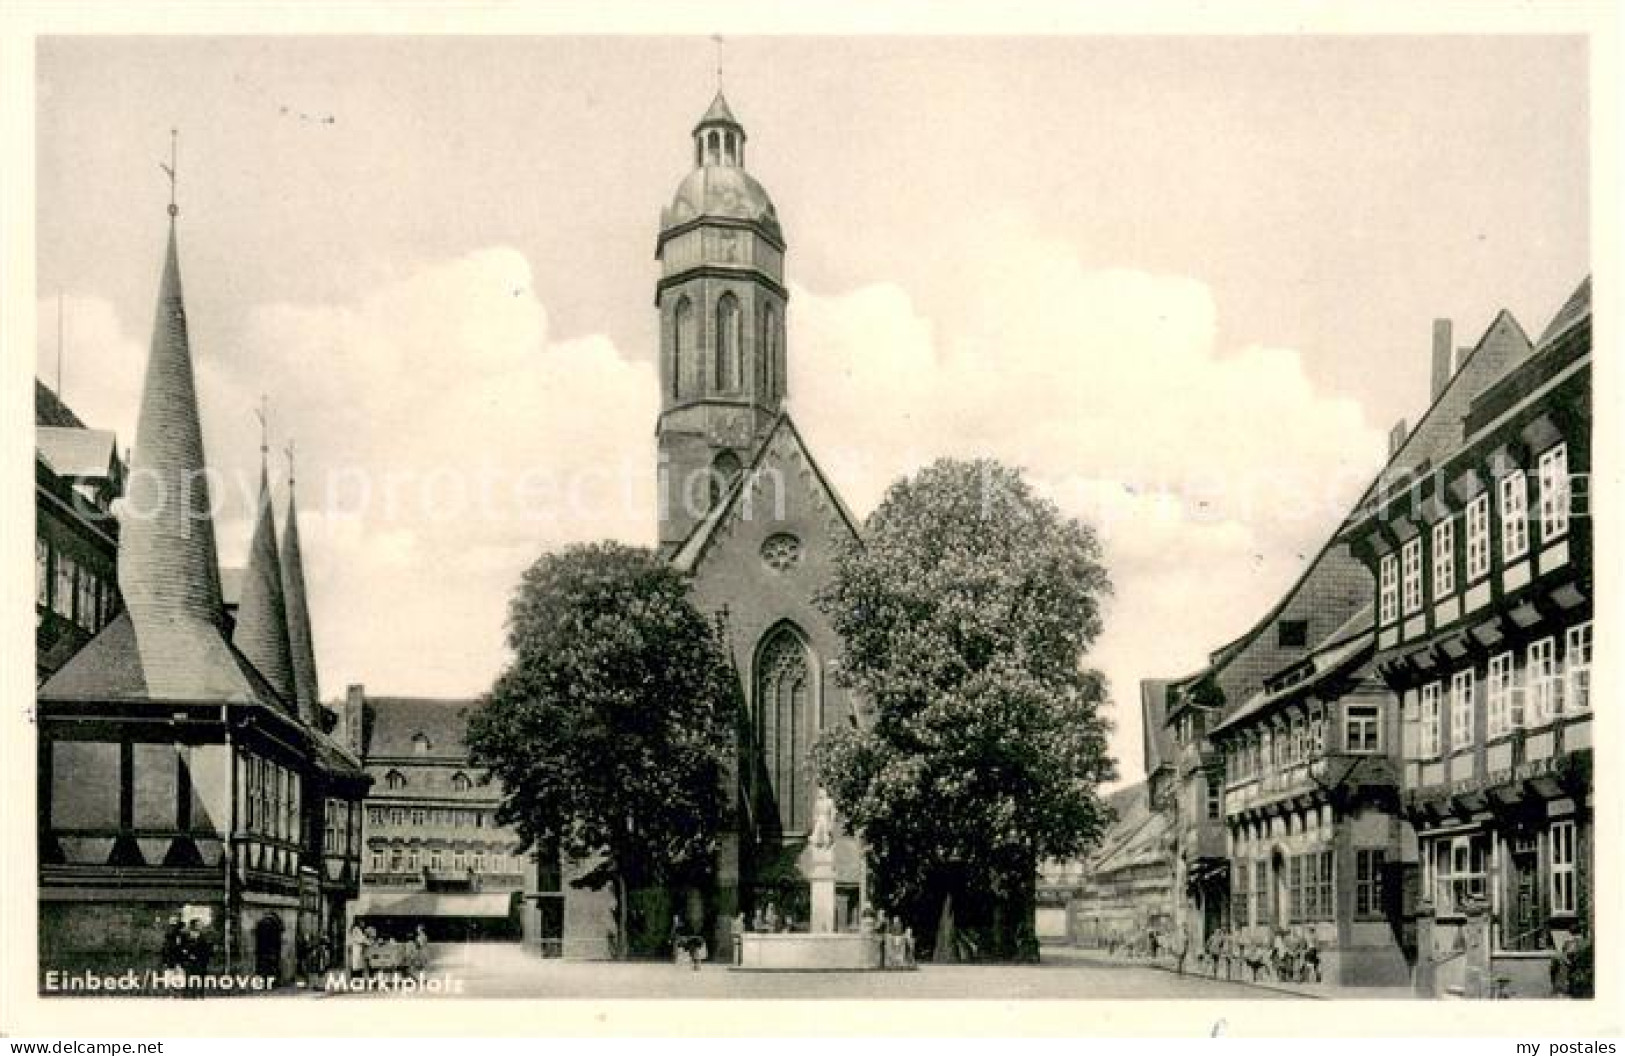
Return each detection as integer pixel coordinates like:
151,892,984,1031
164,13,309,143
1388,419,1408,459
1430,318,1453,401
345,683,366,757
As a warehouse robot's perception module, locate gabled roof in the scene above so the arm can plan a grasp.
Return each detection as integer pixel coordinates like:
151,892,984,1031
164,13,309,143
1211,605,1374,737
362,697,479,760
1536,276,1591,348
37,427,120,481
35,380,86,428
669,413,862,574
1342,309,1532,529
1139,679,1175,775
38,611,286,709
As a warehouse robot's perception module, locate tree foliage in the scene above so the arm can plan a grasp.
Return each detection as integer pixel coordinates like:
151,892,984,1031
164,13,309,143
813,458,1117,958
465,542,735,955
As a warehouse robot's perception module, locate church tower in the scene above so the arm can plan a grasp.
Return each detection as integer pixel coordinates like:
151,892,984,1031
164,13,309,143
655,92,789,553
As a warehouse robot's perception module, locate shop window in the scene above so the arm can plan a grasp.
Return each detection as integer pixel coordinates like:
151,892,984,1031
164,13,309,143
1432,833,1488,916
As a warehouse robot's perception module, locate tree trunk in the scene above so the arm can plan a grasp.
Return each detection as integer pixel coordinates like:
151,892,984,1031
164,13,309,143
615,873,629,961
933,891,957,964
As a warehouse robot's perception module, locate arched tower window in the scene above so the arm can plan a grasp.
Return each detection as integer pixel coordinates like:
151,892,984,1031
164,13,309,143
709,450,742,509
672,296,694,399
706,130,721,165
761,302,779,402
715,293,742,392
385,770,407,791
756,625,814,834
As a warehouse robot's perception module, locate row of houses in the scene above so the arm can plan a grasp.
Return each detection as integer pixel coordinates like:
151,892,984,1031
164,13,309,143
1069,279,1593,998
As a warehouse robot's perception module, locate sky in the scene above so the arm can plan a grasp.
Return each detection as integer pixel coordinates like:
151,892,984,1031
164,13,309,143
34,35,1589,787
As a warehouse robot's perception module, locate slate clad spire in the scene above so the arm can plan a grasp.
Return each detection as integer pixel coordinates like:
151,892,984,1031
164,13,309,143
234,451,297,709
280,452,322,725
117,219,225,627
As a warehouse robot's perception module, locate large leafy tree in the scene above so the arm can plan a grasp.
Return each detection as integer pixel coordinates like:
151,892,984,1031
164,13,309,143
813,458,1117,961
466,542,735,957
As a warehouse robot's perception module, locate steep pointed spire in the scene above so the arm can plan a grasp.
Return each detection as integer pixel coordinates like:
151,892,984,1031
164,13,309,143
117,213,225,626
279,442,321,725
233,435,296,710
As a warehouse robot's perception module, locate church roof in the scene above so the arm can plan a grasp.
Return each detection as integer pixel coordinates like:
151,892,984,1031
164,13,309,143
36,379,87,428
233,462,297,710
662,166,781,238
694,90,741,131
669,413,862,575
281,482,322,726
1536,276,1591,348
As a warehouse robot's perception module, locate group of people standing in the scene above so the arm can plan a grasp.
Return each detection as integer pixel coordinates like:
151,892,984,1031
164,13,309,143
346,922,431,980
158,914,213,995
1199,925,1321,983
860,907,916,969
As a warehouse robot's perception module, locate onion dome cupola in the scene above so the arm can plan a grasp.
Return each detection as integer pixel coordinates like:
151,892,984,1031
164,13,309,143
655,90,790,555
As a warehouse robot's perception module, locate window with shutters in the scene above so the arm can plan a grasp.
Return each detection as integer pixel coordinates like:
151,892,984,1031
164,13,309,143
1401,537,1424,614
1527,638,1559,724
1486,652,1518,737
1565,622,1592,712
1451,670,1475,750
1538,443,1570,543
1420,683,1443,757
1379,553,1399,625
1466,494,1491,581
1550,820,1576,916
1499,470,1529,562
1432,517,1456,599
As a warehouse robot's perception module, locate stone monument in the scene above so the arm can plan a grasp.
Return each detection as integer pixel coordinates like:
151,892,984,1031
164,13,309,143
808,787,837,933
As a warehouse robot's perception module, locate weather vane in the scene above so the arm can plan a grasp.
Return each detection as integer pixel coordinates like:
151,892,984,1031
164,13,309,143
285,439,297,488
255,395,270,459
159,129,178,217
712,34,724,90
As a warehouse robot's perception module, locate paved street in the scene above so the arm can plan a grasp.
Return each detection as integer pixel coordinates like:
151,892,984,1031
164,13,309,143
328,942,1306,1000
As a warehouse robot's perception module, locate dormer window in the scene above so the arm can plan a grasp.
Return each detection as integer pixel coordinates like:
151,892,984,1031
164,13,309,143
451,772,471,793
412,733,431,755
385,769,407,791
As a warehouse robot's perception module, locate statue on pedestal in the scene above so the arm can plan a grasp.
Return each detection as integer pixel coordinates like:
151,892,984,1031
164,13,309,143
811,787,836,853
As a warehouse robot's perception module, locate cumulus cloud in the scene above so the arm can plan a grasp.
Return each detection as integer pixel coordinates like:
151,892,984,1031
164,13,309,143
41,221,1382,781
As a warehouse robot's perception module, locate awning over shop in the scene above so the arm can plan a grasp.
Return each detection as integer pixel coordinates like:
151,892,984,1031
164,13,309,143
353,891,515,919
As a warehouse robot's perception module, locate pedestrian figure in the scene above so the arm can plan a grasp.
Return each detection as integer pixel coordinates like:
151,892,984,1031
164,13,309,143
347,922,368,981
413,925,430,976
730,912,745,965
182,918,211,999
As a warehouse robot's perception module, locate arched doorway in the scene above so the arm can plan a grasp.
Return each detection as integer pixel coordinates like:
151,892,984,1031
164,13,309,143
254,913,284,982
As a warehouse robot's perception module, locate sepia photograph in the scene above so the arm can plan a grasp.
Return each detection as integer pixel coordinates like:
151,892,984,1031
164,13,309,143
2,4,1618,1041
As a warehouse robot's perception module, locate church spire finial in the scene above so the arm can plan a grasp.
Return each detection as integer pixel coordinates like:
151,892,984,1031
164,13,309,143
160,129,179,218
255,394,270,463
285,438,296,491
713,34,724,91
